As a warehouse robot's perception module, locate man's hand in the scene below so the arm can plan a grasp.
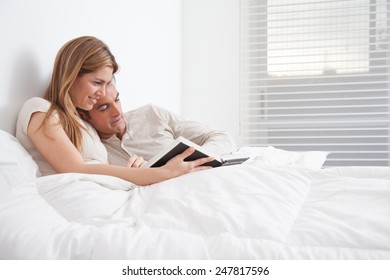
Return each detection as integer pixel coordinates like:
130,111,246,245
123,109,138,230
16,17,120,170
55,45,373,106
126,155,146,168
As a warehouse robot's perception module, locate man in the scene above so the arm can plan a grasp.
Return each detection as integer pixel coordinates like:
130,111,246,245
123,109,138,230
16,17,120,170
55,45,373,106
78,84,236,167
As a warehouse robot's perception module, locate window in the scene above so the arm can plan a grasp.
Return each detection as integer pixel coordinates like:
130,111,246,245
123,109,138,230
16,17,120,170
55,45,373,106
240,0,390,166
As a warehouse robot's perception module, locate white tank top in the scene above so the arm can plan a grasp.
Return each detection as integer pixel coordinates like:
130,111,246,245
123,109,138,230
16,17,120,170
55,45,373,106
16,97,108,176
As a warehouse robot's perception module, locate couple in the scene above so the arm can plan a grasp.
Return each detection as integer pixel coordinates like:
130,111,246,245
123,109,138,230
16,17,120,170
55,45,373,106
16,36,236,186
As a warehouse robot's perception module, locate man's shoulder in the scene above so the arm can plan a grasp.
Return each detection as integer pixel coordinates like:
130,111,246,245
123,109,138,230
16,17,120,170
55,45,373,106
125,103,169,117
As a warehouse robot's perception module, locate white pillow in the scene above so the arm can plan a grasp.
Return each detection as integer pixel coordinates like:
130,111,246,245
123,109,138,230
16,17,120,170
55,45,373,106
0,130,39,189
236,146,328,170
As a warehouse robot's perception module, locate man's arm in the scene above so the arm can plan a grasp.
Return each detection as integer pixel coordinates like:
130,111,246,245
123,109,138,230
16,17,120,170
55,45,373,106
153,105,237,158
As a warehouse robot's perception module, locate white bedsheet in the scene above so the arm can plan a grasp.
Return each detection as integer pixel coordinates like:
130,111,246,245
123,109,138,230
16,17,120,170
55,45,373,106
1,163,389,259
1,129,389,259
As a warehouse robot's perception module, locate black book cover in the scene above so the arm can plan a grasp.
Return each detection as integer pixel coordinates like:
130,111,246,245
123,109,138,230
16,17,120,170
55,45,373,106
149,142,222,168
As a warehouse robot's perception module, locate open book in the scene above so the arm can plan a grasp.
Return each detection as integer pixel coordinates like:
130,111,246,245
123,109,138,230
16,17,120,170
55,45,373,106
143,136,249,168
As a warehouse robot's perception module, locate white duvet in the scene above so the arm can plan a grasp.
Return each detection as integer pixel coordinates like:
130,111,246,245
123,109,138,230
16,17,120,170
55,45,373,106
1,130,390,259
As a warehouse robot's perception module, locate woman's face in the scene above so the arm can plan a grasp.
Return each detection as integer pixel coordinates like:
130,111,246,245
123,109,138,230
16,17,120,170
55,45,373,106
69,66,114,110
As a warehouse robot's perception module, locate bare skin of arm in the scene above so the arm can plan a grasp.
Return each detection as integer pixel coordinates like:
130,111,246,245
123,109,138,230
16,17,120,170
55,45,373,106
28,112,213,186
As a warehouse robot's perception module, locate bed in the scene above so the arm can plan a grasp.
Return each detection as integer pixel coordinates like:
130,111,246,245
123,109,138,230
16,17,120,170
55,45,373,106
1,129,390,260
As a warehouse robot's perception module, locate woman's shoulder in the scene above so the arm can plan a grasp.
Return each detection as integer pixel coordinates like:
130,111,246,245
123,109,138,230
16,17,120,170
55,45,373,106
17,97,53,135
20,97,51,112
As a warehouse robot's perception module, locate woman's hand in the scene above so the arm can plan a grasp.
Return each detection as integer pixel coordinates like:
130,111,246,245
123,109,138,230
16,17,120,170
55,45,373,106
126,155,146,168
161,147,214,178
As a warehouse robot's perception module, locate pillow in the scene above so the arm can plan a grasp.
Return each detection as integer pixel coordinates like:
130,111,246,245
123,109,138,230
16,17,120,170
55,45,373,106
0,130,39,189
235,146,328,170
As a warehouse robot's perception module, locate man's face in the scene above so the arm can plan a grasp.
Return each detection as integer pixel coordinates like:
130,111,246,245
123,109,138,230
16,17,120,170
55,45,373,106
83,83,126,139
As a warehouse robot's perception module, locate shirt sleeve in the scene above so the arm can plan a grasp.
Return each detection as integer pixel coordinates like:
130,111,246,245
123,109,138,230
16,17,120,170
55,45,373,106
151,104,237,158
18,97,53,135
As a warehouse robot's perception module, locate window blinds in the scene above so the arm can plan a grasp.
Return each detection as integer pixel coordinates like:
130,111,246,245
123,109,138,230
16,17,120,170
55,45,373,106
240,0,390,166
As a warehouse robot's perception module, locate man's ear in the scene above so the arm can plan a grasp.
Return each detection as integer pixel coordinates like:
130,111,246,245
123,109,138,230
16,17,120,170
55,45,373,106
78,110,90,122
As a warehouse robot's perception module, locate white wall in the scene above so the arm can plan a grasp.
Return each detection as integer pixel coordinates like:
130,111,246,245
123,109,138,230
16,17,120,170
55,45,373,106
181,0,240,143
0,0,241,144
0,0,182,135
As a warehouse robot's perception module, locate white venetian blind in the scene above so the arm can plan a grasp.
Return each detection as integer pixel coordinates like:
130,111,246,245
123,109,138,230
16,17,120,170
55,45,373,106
240,0,390,166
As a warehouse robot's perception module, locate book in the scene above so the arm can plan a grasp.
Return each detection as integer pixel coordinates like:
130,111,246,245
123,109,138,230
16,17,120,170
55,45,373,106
143,136,249,168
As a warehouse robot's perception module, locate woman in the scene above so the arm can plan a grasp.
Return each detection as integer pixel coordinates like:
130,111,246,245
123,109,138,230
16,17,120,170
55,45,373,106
16,36,213,186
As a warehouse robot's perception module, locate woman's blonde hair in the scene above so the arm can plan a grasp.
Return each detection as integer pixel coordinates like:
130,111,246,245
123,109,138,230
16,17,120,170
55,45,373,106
43,36,119,150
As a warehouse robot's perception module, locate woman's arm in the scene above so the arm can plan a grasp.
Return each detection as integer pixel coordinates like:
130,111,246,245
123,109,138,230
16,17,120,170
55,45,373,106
28,112,213,186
